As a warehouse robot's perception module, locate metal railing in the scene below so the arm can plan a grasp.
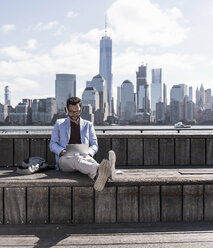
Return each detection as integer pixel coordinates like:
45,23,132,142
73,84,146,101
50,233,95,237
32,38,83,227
1,125,213,134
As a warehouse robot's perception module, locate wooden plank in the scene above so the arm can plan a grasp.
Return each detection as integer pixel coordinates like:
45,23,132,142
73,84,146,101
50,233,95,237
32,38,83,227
73,187,93,224
117,186,138,223
95,138,111,163
191,138,205,165
206,139,213,165
50,187,71,224
4,188,26,224
160,138,174,165
27,187,49,224
30,138,47,159
128,138,143,166
0,138,13,167
204,185,213,221
175,138,190,165
140,186,160,222
161,185,182,222
46,138,55,166
14,138,30,166
112,138,127,166
95,187,116,223
0,188,3,224
144,138,158,165
183,185,203,221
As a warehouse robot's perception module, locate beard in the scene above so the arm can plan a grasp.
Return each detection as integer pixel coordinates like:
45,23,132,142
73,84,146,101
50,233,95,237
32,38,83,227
69,114,80,122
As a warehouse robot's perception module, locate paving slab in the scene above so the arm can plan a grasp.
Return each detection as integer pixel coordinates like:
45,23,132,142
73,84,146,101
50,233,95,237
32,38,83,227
0,222,213,247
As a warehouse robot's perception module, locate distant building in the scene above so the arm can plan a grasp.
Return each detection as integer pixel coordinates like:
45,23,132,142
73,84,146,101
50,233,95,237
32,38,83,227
99,29,112,114
189,86,193,102
32,98,57,124
120,80,135,121
170,100,182,124
205,89,212,110
156,102,166,123
185,100,194,122
0,104,8,122
9,101,31,125
55,74,76,113
116,86,121,118
81,105,94,123
163,83,167,106
86,74,109,123
151,68,162,112
136,64,149,113
82,86,99,124
4,86,11,105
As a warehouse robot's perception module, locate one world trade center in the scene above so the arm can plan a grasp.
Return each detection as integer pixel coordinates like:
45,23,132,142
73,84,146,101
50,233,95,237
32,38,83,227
99,23,112,115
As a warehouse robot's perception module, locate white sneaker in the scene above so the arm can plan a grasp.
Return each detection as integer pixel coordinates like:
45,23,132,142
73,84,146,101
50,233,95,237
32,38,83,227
109,150,116,180
94,159,111,191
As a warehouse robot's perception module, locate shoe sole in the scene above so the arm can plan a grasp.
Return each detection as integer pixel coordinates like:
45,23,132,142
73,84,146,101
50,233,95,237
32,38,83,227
94,159,111,191
109,150,116,180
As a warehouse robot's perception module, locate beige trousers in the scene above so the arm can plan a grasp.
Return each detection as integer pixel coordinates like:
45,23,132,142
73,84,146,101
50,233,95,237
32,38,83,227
58,155,99,179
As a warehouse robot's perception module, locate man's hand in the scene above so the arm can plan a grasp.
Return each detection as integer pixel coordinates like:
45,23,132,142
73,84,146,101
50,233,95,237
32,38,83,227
59,149,66,157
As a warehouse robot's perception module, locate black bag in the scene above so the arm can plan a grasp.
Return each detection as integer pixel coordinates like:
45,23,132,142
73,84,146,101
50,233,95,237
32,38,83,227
16,157,50,174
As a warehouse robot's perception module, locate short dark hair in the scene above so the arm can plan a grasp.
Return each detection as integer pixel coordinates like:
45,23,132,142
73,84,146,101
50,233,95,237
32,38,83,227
66,97,82,108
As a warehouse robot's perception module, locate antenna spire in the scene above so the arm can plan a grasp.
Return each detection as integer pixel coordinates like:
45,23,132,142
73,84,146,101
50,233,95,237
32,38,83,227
105,15,107,36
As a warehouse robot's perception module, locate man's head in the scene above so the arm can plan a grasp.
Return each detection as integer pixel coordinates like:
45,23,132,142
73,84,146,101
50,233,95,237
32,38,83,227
66,97,82,123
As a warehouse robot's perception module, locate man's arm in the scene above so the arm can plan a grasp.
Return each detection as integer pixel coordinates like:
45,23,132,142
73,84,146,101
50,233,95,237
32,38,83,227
88,123,98,156
49,121,66,156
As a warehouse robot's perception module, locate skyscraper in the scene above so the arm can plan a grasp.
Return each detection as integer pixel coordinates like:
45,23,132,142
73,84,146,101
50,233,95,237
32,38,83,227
4,86,11,105
55,74,76,112
120,80,135,121
86,74,108,122
99,24,112,114
189,86,193,102
136,64,149,113
151,68,162,112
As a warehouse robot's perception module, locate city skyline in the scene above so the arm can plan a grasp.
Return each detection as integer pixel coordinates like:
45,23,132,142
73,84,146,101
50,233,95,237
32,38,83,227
1,0,213,106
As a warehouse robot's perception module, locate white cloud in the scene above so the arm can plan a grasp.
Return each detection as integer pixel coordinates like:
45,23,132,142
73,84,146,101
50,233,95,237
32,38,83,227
1,24,16,32
2,78,39,93
107,0,189,47
34,21,59,31
66,11,78,18
210,5,213,16
26,40,38,50
54,25,67,36
0,46,32,60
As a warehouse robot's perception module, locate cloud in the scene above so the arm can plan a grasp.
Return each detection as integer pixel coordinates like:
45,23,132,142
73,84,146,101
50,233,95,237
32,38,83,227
34,21,59,31
66,11,78,18
1,24,16,32
26,40,38,50
1,78,39,93
54,25,66,36
107,0,189,47
0,46,32,60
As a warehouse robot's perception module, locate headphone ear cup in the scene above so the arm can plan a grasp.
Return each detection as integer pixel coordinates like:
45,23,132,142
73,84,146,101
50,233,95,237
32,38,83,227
64,107,68,114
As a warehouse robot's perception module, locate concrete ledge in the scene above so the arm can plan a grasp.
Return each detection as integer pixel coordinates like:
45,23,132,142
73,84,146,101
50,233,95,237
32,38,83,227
2,167,213,187
1,167,213,225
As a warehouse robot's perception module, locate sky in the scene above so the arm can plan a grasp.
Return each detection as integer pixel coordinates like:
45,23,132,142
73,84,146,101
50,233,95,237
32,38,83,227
1,0,213,106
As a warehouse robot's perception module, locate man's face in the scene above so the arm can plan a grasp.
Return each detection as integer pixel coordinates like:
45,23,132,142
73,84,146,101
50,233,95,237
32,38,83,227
67,103,81,122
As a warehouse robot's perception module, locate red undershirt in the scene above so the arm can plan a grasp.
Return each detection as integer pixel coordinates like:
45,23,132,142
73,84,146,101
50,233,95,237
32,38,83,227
69,121,81,144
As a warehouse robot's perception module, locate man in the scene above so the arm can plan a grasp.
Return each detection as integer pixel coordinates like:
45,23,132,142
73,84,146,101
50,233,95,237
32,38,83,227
49,96,116,191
